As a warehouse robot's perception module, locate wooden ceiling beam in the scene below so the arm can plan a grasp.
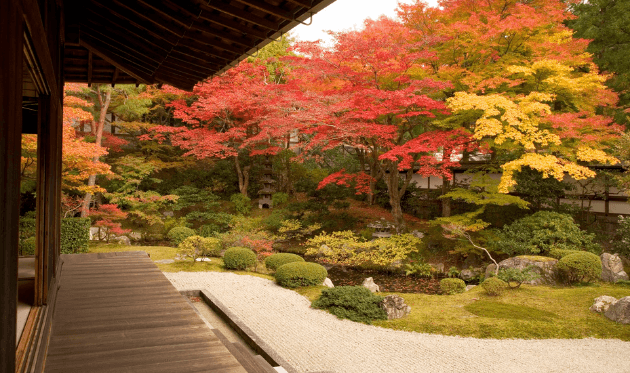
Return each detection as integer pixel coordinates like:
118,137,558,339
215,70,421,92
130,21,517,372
87,51,93,87
137,0,194,28
83,6,178,48
169,50,224,70
109,0,189,37
175,42,234,62
190,20,255,47
79,24,164,68
234,0,296,22
157,64,207,81
79,35,156,84
181,32,244,55
79,20,170,59
197,11,269,40
160,59,216,76
153,71,196,91
285,0,312,7
200,2,279,31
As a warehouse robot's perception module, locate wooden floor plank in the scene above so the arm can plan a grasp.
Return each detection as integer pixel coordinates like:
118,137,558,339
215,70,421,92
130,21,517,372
44,253,247,373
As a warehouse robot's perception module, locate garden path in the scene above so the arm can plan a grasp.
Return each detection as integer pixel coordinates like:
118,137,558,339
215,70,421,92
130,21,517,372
165,272,630,373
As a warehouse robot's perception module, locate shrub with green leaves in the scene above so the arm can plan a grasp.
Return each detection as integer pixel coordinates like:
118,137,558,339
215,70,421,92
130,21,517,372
265,253,305,271
556,252,602,284
223,247,257,270
230,193,251,215
548,248,582,259
312,286,387,324
198,224,220,237
304,231,422,268
493,211,600,257
178,235,221,262
497,266,541,288
275,262,327,288
481,277,508,296
20,237,36,256
272,192,289,207
167,226,196,246
440,278,466,295
61,218,90,254
612,215,630,258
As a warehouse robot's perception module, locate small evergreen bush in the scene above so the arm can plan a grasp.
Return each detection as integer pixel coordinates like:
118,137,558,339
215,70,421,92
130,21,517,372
493,211,600,256
556,252,602,284
497,266,541,288
61,218,90,254
178,235,221,262
440,278,466,295
264,253,305,271
311,286,387,324
198,224,220,237
548,248,582,259
223,247,257,270
20,237,36,256
230,193,252,215
167,226,196,246
481,277,508,296
275,262,327,288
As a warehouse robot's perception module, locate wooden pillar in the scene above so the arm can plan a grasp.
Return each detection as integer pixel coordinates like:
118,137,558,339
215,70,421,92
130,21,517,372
0,0,24,371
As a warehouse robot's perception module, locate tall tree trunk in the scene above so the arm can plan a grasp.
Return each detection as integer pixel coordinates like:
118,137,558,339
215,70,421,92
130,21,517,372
81,86,111,217
384,163,413,232
441,178,451,217
234,155,250,197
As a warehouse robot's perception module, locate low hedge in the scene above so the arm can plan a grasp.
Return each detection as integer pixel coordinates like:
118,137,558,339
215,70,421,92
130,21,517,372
223,247,257,270
312,286,387,324
275,261,327,288
548,248,582,259
20,237,36,256
167,226,196,246
556,252,602,284
440,278,466,295
481,277,508,296
265,253,305,271
61,218,90,254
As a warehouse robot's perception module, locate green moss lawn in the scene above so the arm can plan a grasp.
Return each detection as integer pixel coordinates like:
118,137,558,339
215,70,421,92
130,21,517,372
90,242,630,341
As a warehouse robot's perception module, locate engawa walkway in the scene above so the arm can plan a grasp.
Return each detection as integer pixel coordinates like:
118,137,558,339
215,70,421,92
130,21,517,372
44,252,247,373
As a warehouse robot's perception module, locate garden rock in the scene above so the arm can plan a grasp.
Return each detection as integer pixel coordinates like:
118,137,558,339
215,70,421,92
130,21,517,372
486,256,558,285
465,285,477,291
460,268,483,281
600,253,629,283
432,263,445,273
323,278,334,288
604,296,630,324
590,296,618,313
362,277,380,293
380,295,411,320
113,235,131,245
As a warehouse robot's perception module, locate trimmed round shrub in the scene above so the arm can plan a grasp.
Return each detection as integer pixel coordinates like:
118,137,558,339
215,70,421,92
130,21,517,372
440,278,466,295
223,247,257,270
275,262,327,288
548,248,582,259
20,237,36,256
167,226,195,246
493,211,601,256
178,235,221,261
481,277,508,296
265,253,305,271
556,252,602,284
312,286,387,324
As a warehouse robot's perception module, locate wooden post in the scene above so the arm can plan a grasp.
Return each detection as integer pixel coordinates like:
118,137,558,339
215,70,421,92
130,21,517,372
0,0,24,370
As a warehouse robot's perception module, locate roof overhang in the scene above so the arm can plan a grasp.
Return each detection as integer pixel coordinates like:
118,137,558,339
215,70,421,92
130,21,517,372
63,0,336,90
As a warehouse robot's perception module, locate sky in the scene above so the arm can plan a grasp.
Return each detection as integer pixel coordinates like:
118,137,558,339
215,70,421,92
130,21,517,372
290,0,438,45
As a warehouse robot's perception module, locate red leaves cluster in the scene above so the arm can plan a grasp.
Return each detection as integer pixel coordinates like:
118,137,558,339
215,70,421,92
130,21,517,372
240,236,274,260
317,170,375,195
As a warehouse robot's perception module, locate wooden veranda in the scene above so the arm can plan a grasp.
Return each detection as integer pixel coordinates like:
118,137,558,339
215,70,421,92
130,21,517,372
0,0,336,371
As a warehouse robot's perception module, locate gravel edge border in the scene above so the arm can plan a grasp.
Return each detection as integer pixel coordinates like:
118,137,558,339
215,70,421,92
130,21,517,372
180,289,299,373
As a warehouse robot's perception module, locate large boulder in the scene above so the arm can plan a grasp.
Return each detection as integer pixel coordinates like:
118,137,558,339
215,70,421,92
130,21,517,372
604,296,630,324
113,235,131,245
590,296,618,313
485,256,558,285
460,268,483,281
380,295,411,320
600,253,629,283
362,277,380,293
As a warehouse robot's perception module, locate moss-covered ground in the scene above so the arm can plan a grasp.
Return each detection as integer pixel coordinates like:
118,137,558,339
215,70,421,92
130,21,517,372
90,242,630,341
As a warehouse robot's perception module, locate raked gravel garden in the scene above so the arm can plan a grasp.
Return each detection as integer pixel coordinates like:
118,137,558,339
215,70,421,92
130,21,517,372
165,271,630,373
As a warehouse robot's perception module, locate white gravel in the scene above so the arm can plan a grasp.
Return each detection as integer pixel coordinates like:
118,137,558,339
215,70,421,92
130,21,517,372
165,272,630,373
